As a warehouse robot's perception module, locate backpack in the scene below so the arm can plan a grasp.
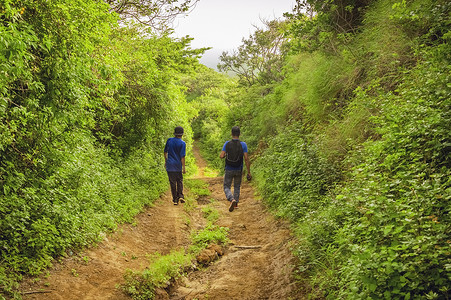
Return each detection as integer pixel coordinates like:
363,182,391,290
225,140,244,167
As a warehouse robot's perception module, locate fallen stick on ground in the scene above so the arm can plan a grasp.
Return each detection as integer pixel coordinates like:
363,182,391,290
234,245,262,249
22,290,54,295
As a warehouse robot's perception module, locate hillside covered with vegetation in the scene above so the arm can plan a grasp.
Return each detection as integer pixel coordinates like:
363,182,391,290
190,0,450,299
0,0,202,297
1,0,450,299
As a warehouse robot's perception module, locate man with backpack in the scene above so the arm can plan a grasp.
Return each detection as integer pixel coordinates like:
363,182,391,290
220,126,252,212
164,126,186,205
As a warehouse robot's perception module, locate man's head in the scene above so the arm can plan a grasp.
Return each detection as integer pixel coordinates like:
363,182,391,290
174,126,184,137
231,126,240,137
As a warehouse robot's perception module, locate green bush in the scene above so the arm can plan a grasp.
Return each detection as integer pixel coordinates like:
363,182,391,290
191,1,450,298
0,0,201,297
332,49,451,299
253,124,338,220
292,45,450,298
123,249,194,300
190,224,229,251
182,66,234,171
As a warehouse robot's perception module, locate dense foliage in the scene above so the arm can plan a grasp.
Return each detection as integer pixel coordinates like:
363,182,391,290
106,0,199,31
1,0,449,298
191,0,451,298
181,66,234,170
0,0,201,297
218,19,289,86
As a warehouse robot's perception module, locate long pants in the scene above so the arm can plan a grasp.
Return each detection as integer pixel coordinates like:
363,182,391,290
223,170,242,202
167,171,184,202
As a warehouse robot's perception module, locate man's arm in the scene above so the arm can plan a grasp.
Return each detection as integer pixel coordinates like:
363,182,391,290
164,152,168,169
181,156,186,174
220,141,228,159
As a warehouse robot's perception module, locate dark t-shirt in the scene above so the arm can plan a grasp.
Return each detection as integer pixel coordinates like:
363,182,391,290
164,137,186,172
222,139,248,171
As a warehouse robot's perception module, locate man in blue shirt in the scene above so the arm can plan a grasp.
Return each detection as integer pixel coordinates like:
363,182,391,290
164,126,186,205
220,126,252,212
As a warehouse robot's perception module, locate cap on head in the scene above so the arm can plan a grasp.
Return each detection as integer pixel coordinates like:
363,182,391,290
174,126,184,136
231,126,240,137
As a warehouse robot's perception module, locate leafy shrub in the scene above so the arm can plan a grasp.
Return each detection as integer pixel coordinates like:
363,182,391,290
183,68,233,171
190,224,229,253
202,206,220,223
0,0,200,297
123,250,194,300
185,179,211,197
193,1,450,299
296,45,450,299
331,48,451,299
253,124,339,220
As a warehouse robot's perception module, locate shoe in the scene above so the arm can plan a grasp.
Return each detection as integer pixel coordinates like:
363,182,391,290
229,200,237,212
179,198,185,203
173,200,179,205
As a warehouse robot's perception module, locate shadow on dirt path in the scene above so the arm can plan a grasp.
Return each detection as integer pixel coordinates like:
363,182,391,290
21,143,302,300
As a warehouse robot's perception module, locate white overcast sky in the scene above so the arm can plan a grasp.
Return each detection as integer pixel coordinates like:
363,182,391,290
172,0,296,69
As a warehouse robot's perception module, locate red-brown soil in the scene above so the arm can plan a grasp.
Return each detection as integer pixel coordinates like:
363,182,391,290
21,144,302,299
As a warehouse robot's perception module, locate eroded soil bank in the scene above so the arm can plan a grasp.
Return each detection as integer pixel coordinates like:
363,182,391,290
21,145,302,299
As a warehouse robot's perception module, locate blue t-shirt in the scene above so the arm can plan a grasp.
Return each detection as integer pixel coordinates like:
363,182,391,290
222,140,248,171
164,137,186,172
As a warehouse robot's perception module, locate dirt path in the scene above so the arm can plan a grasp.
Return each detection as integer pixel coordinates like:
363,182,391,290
21,144,301,299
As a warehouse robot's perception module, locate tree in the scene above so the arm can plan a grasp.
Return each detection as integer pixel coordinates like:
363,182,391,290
287,0,371,53
218,19,289,86
0,2,202,297
105,0,199,31
300,0,371,34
